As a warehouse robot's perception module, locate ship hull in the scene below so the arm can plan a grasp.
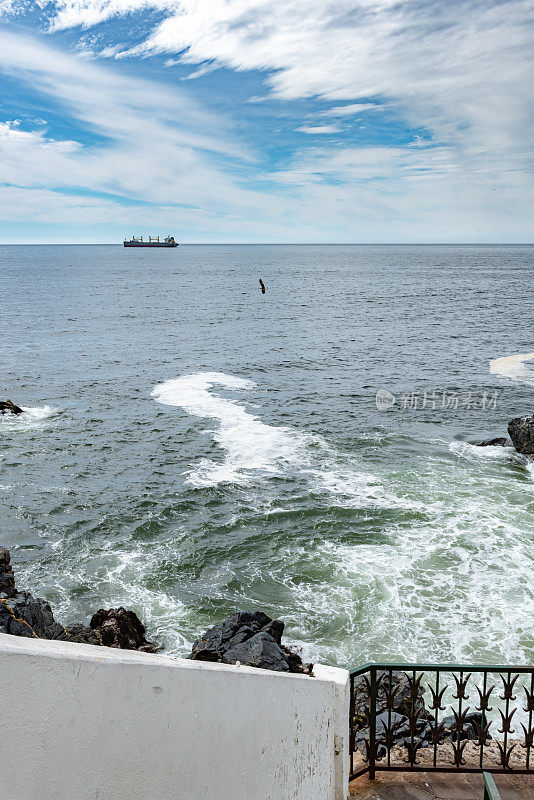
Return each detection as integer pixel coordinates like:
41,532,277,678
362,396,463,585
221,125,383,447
124,242,179,248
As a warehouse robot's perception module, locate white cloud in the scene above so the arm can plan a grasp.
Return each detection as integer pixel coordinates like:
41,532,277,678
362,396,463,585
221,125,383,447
0,119,81,152
0,31,260,208
0,0,25,16
0,8,534,241
179,63,217,80
46,0,175,30
296,124,342,134
37,1,534,180
268,141,534,242
0,30,319,241
320,103,379,117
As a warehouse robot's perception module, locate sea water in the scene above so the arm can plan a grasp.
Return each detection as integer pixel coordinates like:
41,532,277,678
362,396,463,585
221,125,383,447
1,244,533,668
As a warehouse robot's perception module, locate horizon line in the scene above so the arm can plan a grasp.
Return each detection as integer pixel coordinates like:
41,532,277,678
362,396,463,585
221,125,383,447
1,242,534,246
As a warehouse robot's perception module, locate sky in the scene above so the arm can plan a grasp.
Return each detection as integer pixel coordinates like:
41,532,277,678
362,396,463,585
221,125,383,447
0,0,533,243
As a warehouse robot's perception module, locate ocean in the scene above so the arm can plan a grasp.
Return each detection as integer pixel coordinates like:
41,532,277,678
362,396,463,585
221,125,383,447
1,244,533,668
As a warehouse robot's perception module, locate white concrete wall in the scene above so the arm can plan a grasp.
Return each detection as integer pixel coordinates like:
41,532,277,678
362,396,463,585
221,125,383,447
0,633,349,800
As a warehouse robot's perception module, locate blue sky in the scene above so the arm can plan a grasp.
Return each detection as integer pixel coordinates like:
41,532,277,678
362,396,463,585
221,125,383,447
0,0,533,242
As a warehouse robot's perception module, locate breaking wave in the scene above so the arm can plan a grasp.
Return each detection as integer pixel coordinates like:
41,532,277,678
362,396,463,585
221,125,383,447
151,372,420,512
0,405,57,431
449,440,513,462
147,371,534,665
152,372,306,487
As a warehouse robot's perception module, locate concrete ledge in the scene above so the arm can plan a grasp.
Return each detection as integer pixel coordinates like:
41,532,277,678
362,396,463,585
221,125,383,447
1,632,349,800
314,663,350,800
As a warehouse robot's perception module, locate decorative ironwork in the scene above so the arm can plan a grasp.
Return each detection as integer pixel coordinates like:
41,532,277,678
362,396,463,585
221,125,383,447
349,663,534,782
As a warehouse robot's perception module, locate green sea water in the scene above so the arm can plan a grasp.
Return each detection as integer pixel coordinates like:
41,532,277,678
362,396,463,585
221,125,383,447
1,244,533,668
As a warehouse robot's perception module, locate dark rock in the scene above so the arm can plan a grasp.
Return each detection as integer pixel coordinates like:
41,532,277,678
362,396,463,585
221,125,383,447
189,611,312,674
282,644,308,673
89,607,158,652
189,611,274,659
356,711,411,760
264,618,284,645
224,631,290,672
351,674,494,760
0,591,68,640
440,711,490,742
376,710,408,727
0,547,158,653
0,548,16,598
0,400,24,415
475,437,512,447
417,720,434,744
376,710,410,738
64,623,102,646
508,415,534,457
378,710,434,748
353,730,387,760
189,647,220,662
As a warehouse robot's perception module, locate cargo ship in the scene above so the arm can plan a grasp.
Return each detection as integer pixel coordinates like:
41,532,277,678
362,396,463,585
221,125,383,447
123,235,178,248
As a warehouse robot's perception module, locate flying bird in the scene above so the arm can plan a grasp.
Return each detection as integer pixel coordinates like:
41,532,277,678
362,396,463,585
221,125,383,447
259,279,266,294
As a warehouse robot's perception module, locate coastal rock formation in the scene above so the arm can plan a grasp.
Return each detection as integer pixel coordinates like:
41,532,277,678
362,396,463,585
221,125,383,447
189,610,313,674
0,548,16,597
507,415,534,457
351,671,431,759
475,437,512,447
0,547,157,652
473,414,533,457
0,590,71,640
89,607,157,652
0,400,24,415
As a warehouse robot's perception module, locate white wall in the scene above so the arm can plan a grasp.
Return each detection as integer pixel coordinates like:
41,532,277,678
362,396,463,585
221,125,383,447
0,633,349,800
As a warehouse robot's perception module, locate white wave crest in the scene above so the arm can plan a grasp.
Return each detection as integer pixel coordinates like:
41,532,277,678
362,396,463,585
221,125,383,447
490,352,534,386
450,441,534,479
0,405,57,431
151,371,423,514
449,440,513,462
152,372,305,487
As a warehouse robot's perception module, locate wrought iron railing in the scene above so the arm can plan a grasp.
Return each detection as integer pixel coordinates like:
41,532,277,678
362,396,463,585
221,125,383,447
349,664,534,782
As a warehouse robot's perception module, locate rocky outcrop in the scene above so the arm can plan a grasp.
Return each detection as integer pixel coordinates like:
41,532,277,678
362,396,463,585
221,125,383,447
475,437,512,447
88,607,157,652
473,414,534,458
0,548,16,597
189,611,313,674
352,671,431,759
1,590,72,640
0,547,157,652
0,400,24,415
507,415,534,457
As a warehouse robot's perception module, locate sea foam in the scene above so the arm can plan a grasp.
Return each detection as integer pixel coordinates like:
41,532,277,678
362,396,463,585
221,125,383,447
0,405,57,432
151,371,423,514
152,372,305,487
490,351,534,386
